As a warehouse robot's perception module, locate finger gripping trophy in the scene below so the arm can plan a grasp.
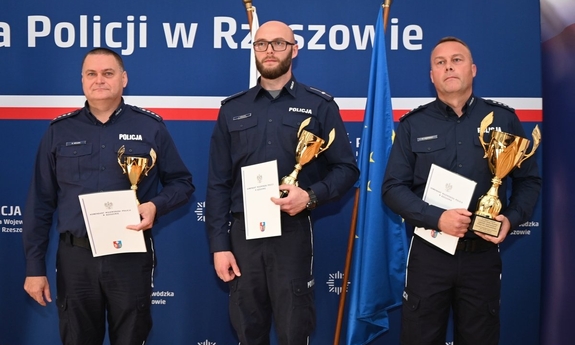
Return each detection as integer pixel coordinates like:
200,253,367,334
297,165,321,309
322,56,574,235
279,117,335,197
117,145,157,204
471,112,541,236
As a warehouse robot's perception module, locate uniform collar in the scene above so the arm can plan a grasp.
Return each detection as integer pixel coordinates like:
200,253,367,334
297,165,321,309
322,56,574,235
85,98,125,124
435,94,476,118
252,75,298,101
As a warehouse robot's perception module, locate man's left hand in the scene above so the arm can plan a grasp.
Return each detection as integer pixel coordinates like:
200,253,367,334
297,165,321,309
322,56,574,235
127,201,157,231
474,214,510,244
271,184,309,216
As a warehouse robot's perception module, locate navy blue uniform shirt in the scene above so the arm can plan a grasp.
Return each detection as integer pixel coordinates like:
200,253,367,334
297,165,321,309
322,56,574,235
206,77,359,252
382,95,541,236
23,101,194,276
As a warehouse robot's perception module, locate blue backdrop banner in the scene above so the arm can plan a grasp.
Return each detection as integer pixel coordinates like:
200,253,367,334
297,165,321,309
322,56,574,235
0,1,543,344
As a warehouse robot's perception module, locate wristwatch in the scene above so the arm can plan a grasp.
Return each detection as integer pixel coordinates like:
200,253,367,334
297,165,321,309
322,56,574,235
305,188,318,210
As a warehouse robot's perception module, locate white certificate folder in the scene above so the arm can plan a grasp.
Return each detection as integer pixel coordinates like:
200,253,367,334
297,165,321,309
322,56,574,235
241,160,282,240
78,190,146,257
414,164,477,255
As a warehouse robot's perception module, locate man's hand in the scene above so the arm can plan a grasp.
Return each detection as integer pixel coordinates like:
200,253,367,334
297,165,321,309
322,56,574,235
24,276,52,306
214,251,241,282
127,201,157,231
438,209,472,237
474,214,510,244
271,184,309,216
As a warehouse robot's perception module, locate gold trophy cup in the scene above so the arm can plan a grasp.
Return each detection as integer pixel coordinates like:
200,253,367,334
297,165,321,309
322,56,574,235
117,145,157,204
279,117,335,197
471,112,541,236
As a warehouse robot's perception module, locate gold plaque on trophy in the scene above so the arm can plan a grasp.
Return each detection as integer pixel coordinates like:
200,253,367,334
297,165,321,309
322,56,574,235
117,145,157,204
279,117,335,197
471,112,541,236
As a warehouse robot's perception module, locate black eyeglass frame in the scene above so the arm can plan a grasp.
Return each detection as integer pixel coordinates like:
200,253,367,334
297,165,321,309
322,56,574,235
252,40,296,52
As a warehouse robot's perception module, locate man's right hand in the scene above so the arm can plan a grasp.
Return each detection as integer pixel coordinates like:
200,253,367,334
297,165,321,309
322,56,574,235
24,276,52,306
438,208,472,237
213,251,241,282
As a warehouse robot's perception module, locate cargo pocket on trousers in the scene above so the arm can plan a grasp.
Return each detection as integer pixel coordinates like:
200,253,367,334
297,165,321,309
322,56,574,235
402,287,421,314
56,295,69,327
401,288,422,344
487,299,500,326
291,276,316,333
136,295,153,332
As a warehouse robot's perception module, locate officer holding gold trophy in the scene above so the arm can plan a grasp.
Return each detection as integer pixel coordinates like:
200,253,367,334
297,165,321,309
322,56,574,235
22,48,194,345
382,37,541,345
206,21,358,344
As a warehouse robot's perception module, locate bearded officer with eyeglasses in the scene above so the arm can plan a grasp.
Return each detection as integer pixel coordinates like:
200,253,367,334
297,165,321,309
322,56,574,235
206,21,359,345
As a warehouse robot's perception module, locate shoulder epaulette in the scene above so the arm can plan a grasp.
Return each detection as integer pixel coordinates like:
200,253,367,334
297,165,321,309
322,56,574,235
221,90,248,105
399,104,428,122
305,86,333,101
51,109,82,124
484,99,515,112
131,106,163,121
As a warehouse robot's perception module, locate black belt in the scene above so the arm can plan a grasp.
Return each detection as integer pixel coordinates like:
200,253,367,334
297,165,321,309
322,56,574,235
60,232,91,250
456,238,497,253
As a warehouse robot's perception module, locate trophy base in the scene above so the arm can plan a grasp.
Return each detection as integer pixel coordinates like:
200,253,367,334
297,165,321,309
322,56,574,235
470,215,501,237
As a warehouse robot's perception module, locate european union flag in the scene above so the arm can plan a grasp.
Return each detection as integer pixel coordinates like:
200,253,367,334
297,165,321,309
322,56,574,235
345,6,408,345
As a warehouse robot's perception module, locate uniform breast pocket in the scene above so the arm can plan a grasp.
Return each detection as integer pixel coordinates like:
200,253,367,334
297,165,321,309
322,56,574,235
411,136,447,170
282,115,318,148
56,143,93,182
228,116,258,153
115,142,155,157
115,142,157,178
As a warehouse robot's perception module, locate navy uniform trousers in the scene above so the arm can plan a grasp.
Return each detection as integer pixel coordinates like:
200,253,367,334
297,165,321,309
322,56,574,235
56,232,155,345
401,235,501,345
229,213,316,345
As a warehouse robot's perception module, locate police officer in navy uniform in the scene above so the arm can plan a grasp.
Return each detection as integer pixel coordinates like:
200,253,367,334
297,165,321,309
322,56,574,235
22,48,194,345
382,37,541,345
206,21,358,344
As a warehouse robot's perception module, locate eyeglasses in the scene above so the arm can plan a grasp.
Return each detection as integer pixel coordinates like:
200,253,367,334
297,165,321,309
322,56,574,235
253,40,296,52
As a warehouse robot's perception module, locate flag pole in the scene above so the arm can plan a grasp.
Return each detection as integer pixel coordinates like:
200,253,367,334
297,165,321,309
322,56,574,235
333,187,360,345
333,2,392,344
383,0,392,32
243,0,255,31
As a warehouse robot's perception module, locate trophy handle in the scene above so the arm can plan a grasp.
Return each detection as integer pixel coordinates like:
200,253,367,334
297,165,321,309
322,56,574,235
517,125,541,168
143,148,157,176
117,145,127,174
479,112,494,158
318,128,336,154
297,117,312,137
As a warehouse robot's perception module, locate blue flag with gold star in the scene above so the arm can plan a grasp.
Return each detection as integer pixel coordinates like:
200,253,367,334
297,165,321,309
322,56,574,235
346,6,408,345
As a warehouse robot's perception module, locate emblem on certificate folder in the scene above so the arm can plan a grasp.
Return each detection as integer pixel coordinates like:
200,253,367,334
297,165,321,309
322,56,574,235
117,145,157,204
471,112,541,236
279,117,335,197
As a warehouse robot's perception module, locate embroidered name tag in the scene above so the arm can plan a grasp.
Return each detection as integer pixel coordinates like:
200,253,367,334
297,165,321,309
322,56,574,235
416,135,438,142
65,141,86,146
233,113,252,121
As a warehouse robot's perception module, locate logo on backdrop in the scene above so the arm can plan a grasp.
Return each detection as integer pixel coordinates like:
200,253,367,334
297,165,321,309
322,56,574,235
1,205,23,233
195,201,205,222
197,340,216,345
325,270,349,295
